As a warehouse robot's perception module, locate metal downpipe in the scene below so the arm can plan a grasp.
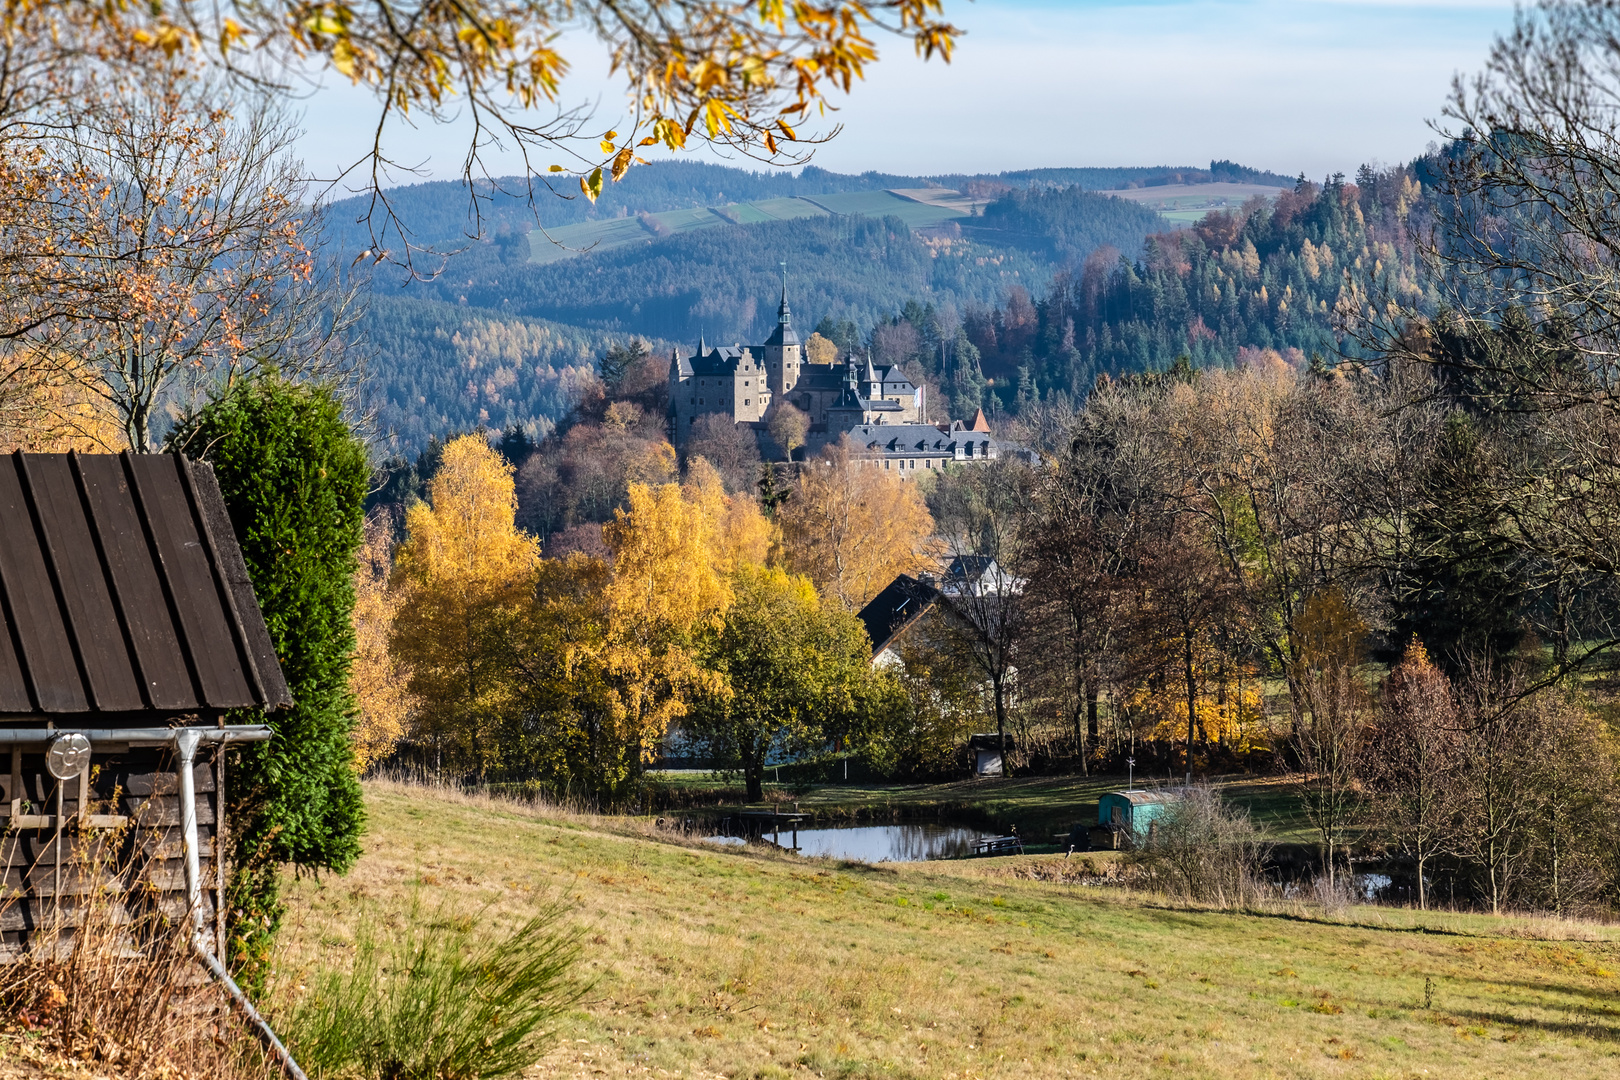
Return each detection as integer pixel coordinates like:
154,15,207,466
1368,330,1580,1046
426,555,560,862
174,729,309,1080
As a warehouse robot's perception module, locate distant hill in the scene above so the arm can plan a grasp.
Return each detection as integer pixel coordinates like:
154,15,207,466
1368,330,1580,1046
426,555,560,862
324,160,1290,255
333,160,1292,454
389,189,1164,345
358,294,666,453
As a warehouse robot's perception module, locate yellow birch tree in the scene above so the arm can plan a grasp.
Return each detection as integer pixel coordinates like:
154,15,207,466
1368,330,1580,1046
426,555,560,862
349,513,416,770
391,434,541,775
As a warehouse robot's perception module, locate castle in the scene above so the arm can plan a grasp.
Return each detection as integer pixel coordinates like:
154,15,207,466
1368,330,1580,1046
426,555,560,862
668,280,1012,475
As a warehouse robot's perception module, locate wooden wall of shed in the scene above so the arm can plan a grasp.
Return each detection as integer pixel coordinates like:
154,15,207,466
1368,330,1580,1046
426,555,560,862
0,745,225,961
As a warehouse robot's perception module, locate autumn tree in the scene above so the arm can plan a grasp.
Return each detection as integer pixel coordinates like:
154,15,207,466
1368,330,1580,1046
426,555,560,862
1,3,959,259
767,402,810,459
506,477,734,799
779,437,938,609
350,512,417,771
685,565,881,801
1286,589,1371,891
685,414,761,494
1130,517,1245,784
392,434,542,776
803,332,839,366
1362,639,1460,910
1,64,356,450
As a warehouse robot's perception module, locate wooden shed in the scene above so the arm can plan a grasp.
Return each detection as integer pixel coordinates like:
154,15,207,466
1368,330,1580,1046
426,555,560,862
1098,789,1184,842
0,450,292,962
967,733,1012,777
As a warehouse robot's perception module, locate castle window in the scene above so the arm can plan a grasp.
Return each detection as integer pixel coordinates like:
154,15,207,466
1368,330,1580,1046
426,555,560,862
745,399,750,406
909,460,916,469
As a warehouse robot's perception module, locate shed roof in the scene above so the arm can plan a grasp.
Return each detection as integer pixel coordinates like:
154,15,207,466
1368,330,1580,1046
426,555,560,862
1103,790,1184,806
0,451,293,720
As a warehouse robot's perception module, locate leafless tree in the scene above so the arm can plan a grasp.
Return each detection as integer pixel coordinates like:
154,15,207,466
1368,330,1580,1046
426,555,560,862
928,457,1035,769
684,414,761,495
0,62,361,450
1362,640,1462,910
1285,589,1372,892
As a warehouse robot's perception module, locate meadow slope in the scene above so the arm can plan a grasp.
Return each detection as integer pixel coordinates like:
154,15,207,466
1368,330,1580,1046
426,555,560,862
273,781,1620,1080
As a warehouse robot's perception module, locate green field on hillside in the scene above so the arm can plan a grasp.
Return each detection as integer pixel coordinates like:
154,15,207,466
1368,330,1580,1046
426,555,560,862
274,781,1620,1080
525,189,969,266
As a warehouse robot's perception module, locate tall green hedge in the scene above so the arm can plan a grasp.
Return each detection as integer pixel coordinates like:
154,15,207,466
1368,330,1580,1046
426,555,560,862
167,375,368,979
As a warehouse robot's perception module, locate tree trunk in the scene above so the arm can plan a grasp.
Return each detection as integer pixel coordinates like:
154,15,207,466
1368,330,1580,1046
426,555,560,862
1182,628,1197,785
746,756,765,803
994,673,1010,776
1087,680,1100,744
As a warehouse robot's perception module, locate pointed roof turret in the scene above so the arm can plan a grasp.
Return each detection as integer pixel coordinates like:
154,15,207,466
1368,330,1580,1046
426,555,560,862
862,351,879,385
764,262,801,348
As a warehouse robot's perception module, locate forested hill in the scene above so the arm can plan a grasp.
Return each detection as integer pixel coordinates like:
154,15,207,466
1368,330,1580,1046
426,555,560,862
388,189,1164,343
888,165,1430,422
338,159,1306,455
324,160,1289,252
358,295,665,453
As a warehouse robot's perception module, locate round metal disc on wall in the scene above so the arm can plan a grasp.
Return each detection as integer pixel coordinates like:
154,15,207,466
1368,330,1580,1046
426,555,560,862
46,733,92,780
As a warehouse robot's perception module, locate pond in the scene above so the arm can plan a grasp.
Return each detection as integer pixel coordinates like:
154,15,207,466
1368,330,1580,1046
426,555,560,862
703,822,991,863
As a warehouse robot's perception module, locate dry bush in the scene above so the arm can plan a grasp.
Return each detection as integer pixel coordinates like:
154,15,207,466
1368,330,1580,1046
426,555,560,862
0,835,270,1079
1124,785,1273,908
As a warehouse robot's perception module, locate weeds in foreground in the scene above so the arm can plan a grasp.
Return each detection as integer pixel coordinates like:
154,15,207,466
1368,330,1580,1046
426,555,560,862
280,897,585,1080
0,831,269,1079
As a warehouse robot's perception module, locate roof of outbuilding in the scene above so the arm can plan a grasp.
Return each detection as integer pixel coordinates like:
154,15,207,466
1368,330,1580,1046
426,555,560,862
0,451,293,720
856,573,942,657
1103,790,1185,805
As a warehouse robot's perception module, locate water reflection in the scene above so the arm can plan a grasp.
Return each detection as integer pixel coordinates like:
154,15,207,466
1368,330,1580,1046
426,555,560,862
774,823,989,862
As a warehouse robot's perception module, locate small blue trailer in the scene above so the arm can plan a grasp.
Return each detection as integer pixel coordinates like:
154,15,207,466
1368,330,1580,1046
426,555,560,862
1097,789,1184,843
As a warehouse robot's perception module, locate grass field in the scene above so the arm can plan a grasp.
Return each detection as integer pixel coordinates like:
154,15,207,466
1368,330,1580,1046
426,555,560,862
524,190,969,266
273,780,1620,1080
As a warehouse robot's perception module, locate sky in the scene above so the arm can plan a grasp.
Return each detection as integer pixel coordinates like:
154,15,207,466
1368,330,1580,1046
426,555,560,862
295,0,1518,191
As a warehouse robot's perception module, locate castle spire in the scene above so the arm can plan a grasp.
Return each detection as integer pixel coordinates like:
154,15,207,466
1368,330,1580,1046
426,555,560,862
778,261,792,329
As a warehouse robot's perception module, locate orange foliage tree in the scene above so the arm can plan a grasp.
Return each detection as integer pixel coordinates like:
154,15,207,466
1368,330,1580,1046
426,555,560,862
778,437,939,609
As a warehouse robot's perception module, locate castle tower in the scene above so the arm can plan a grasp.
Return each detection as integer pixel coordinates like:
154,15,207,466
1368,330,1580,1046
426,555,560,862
763,264,802,401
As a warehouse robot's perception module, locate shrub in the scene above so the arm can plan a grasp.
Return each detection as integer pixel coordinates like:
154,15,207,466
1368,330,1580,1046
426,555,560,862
168,375,370,981
1125,786,1273,907
0,836,268,1078
282,902,584,1080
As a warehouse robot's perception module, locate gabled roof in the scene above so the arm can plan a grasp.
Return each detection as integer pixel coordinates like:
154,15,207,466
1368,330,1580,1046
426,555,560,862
1104,790,1185,806
947,555,997,581
0,451,293,719
856,574,941,657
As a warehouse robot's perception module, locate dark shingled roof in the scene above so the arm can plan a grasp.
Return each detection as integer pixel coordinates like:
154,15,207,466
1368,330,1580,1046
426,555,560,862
856,574,941,657
0,451,293,719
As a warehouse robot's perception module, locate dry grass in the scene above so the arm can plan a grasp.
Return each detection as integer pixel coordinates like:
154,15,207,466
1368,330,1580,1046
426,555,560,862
0,835,269,1080
271,778,1620,1079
